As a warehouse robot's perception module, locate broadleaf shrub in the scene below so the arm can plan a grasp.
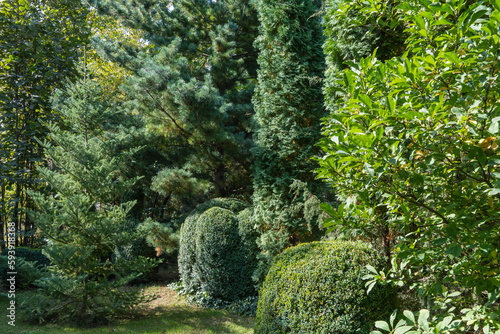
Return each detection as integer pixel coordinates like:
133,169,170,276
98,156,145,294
319,0,500,330
254,241,396,334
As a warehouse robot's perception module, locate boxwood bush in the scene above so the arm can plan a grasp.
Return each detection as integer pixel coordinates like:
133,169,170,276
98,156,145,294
255,241,397,334
178,198,250,294
237,208,260,289
195,207,256,300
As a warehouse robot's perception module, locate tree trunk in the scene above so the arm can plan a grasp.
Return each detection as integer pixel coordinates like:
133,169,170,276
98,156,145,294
213,146,227,197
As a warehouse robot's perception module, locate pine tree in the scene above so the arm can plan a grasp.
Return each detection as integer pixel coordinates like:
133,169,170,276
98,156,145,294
91,0,259,206
23,72,158,325
251,0,327,284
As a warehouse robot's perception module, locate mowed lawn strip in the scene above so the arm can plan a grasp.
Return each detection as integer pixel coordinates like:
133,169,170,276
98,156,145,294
0,285,254,334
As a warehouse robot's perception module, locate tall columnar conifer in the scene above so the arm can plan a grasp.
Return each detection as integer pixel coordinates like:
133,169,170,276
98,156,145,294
251,0,326,284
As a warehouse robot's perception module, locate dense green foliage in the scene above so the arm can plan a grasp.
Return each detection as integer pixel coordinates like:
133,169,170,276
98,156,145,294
4,0,500,331
178,198,251,297
251,0,327,284
195,207,256,301
92,0,258,205
0,0,91,247
23,74,158,325
323,0,406,114
175,206,260,315
179,198,258,301
0,246,50,267
319,0,500,331
0,256,47,289
237,207,260,285
255,241,396,334
321,0,407,259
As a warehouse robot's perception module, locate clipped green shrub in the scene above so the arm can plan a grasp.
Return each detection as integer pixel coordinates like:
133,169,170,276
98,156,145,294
1,247,51,267
195,207,255,301
255,241,397,334
178,198,249,293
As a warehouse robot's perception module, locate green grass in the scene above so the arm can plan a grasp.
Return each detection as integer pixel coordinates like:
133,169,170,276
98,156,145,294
0,286,254,334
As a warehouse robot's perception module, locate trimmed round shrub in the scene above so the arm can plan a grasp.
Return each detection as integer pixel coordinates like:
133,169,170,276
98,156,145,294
255,241,397,334
195,207,255,300
178,198,250,293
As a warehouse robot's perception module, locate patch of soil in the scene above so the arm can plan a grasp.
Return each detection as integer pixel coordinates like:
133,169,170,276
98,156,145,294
140,284,186,311
156,261,179,282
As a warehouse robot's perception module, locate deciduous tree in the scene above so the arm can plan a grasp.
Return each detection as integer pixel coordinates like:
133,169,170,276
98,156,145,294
319,0,500,331
0,0,90,247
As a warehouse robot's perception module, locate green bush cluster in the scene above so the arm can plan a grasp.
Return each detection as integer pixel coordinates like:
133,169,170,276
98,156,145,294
255,241,397,334
178,198,250,293
178,198,258,301
195,207,254,300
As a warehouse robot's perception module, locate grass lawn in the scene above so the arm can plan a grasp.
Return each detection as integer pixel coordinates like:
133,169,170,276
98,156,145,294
0,285,254,334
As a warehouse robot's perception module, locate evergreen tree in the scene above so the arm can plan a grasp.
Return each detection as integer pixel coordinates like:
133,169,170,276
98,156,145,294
91,0,259,209
23,73,158,325
251,0,327,284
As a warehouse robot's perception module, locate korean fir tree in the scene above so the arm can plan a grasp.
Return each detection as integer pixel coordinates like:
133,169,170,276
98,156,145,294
22,71,159,325
251,0,328,284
